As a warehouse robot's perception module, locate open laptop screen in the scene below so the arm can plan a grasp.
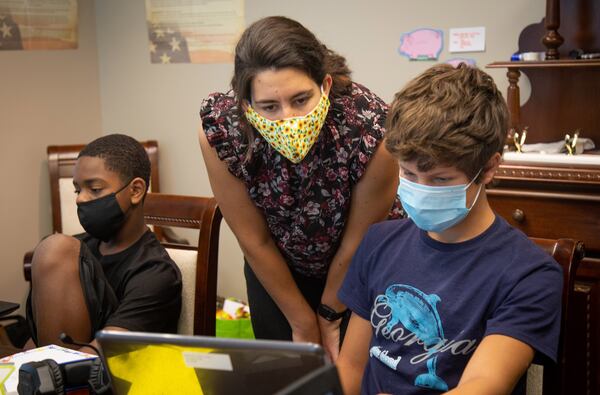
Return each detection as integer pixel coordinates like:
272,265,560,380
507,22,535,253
96,330,328,395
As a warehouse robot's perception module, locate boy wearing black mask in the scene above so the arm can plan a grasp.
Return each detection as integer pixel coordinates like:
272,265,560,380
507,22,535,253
26,134,182,350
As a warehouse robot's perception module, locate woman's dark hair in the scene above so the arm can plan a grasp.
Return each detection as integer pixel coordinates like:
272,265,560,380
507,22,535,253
231,16,352,153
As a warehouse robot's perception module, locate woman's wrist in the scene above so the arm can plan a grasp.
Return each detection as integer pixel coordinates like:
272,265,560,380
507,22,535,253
320,288,346,313
287,303,318,330
317,303,348,322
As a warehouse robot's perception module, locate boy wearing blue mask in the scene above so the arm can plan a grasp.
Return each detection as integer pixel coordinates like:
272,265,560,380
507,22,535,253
336,64,562,395
26,134,182,350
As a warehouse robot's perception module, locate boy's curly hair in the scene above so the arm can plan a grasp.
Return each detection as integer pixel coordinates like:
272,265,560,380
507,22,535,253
385,63,508,181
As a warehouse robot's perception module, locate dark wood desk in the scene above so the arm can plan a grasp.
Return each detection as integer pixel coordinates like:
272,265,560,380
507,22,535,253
0,344,19,358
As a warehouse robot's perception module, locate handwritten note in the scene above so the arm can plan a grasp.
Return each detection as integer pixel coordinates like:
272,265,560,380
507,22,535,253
449,27,485,53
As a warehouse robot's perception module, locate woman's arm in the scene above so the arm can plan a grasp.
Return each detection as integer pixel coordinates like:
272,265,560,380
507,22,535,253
319,143,399,360
337,313,373,395
445,334,534,395
198,126,320,343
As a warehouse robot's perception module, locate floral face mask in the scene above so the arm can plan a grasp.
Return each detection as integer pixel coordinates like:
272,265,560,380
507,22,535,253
245,87,330,163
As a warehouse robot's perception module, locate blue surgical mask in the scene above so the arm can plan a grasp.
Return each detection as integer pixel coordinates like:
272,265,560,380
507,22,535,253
398,170,483,233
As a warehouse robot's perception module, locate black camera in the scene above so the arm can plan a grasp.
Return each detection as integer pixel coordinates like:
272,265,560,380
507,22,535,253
17,357,111,395
17,333,112,395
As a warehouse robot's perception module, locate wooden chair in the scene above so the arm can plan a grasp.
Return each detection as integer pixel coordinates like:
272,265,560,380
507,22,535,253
23,193,222,336
527,237,584,395
47,141,160,236
143,193,222,336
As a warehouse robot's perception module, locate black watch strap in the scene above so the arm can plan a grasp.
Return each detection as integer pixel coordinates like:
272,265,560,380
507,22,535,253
317,304,347,321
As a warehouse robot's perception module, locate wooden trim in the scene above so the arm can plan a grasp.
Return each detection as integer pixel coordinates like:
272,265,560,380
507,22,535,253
494,164,600,185
487,59,600,68
487,188,600,202
47,147,62,233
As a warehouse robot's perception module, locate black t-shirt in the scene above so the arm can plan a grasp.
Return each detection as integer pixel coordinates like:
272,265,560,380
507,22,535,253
80,230,182,333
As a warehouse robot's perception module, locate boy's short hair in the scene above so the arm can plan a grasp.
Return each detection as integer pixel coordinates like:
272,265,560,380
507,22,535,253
78,134,151,190
385,63,508,181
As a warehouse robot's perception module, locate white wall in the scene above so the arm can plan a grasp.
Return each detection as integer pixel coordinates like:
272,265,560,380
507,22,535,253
239,0,545,102
0,0,103,312
0,0,546,322
94,0,245,300
94,0,545,301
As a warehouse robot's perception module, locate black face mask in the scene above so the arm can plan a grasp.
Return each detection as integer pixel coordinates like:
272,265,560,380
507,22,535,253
77,181,132,242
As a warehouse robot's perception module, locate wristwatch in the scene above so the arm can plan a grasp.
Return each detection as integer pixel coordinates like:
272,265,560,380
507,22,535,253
317,304,347,321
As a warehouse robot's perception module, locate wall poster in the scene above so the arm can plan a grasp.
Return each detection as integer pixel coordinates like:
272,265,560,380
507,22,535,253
146,0,245,64
0,0,78,50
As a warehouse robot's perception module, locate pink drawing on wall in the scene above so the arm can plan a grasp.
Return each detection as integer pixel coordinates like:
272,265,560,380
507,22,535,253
398,28,444,60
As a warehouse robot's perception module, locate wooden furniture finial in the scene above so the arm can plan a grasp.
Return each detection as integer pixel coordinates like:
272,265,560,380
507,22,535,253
542,0,564,59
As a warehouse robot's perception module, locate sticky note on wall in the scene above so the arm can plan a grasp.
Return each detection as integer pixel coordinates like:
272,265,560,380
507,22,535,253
449,27,486,53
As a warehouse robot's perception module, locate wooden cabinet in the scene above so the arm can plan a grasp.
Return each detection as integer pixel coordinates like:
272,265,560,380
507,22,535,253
489,188,600,251
486,0,600,393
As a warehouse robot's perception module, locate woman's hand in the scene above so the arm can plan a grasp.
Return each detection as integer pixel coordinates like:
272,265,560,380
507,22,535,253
318,315,341,362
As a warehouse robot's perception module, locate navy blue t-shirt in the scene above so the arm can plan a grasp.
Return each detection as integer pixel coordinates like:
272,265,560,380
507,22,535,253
339,215,562,395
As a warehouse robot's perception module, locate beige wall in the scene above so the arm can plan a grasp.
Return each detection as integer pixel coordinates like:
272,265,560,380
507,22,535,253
1,0,547,310
94,0,545,300
94,0,245,299
0,0,103,312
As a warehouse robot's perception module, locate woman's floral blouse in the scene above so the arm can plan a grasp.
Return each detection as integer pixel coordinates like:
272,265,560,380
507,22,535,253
201,82,404,279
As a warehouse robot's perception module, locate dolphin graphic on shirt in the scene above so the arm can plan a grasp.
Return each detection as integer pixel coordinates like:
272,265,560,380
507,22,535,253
374,284,449,392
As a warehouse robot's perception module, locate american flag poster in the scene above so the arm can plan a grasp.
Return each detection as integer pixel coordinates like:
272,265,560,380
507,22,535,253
146,0,244,64
0,0,77,51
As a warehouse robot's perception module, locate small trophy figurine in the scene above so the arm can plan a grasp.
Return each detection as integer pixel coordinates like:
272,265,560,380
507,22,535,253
564,130,580,155
513,127,528,153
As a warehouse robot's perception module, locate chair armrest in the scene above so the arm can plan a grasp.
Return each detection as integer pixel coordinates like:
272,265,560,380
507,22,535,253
23,250,33,282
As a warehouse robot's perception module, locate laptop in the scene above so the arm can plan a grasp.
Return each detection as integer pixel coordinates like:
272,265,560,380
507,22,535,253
96,330,329,395
274,364,344,395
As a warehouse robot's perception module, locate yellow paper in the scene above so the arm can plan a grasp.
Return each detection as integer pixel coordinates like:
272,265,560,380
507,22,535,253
107,345,213,395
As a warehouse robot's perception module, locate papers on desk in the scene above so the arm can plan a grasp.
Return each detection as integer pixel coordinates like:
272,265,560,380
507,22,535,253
0,365,15,395
517,137,595,155
0,345,96,395
503,152,600,167
502,135,598,167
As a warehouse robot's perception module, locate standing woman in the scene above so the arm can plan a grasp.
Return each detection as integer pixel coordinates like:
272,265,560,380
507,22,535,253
198,16,402,361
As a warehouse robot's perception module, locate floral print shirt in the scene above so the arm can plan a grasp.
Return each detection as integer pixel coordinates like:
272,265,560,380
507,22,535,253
200,82,404,279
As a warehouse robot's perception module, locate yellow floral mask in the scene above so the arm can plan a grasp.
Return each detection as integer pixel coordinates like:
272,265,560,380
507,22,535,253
245,89,330,163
